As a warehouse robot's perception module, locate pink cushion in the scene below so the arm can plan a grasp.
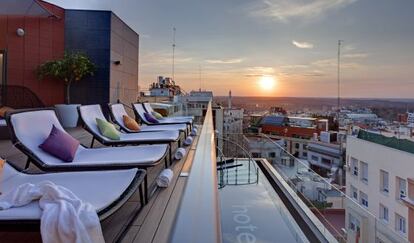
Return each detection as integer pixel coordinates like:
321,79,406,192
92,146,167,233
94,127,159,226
39,125,80,162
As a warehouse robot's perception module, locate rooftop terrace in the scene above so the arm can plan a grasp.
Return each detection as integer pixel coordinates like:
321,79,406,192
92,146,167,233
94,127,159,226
0,126,200,243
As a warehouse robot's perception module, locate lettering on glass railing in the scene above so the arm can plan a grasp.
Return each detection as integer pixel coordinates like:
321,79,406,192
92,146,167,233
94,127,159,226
232,205,257,243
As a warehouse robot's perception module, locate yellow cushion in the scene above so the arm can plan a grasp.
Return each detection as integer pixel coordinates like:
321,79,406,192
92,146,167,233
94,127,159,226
0,106,14,118
123,115,140,131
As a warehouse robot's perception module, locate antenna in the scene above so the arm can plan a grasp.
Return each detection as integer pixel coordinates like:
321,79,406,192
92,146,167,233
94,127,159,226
337,40,343,131
172,27,176,81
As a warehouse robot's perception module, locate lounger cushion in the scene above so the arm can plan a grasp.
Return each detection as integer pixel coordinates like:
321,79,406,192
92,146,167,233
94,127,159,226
123,115,140,131
96,118,120,140
0,164,138,220
0,106,14,118
39,125,79,162
144,112,159,124
151,111,163,119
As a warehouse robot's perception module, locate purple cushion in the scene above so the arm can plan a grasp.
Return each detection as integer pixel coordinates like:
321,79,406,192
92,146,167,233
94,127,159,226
144,112,159,124
39,125,80,162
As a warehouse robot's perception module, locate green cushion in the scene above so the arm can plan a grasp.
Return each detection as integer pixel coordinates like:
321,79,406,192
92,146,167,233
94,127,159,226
152,111,164,119
96,118,120,140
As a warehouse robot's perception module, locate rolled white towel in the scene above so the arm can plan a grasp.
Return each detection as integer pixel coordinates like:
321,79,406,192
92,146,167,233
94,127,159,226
184,136,193,146
156,169,173,188
174,147,187,160
190,127,198,136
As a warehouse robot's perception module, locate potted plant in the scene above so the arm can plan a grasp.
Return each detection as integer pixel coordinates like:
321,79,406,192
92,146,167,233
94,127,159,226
37,52,95,127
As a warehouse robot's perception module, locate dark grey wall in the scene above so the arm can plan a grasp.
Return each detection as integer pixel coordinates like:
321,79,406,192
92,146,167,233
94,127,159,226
65,10,111,105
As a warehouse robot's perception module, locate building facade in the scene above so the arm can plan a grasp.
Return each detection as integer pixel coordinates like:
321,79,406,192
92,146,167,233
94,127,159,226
0,1,138,108
345,133,413,243
0,1,65,105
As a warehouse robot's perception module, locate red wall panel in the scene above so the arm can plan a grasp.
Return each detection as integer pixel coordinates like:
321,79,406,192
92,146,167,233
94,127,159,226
0,2,65,106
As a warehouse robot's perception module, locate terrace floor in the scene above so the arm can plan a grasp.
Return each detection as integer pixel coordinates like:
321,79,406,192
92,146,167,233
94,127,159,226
0,127,199,243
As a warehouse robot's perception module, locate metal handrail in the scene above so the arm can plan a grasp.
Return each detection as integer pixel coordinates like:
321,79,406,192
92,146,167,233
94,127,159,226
169,101,222,243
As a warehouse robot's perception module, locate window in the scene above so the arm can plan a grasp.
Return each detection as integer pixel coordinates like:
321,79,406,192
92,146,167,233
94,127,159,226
379,204,389,222
295,143,300,149
395,214,406,234
348,213,360,232
351,157,358,176
268,152,276,158
360,161,368,183
350,185,358,200
252,152,261,158
311,155,319,161
321,158,331,165
360,191,368,207
396,177,407,199
380,170,389,193
0,50,5,87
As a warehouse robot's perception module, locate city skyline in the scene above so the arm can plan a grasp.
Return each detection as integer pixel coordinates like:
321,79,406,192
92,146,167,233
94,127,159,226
47,0,414,98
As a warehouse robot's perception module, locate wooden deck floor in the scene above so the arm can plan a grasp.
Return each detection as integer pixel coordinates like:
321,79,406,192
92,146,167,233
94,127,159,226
0,127,198,243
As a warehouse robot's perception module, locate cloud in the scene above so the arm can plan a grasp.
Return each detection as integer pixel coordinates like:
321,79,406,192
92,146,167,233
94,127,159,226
280,64,309,69
303,70,325,76
292,40,314,49
244,66,275,77
342,53,368,58
205,58,244,64
312,58,361,69
250,0,357,22
140,50,193,67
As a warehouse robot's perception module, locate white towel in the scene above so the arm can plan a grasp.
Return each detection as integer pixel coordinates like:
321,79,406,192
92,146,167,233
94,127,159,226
0,181,104,243
156,169,173,188
174,147,187,160
190,127,198,136
184,136,193,146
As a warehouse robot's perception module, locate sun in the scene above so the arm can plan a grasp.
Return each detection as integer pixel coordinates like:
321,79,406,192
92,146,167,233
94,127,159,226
259,76,276,91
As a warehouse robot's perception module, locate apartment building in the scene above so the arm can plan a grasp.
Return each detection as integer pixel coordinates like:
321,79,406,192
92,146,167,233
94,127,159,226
345,130,414,242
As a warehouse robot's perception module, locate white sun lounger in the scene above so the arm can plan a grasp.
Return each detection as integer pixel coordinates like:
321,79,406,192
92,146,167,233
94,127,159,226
0,161,145,231
109,103,188,136
133,103,193,128
78,105,180,148
6,109,171,202
143,103,194,121
6,109,169,171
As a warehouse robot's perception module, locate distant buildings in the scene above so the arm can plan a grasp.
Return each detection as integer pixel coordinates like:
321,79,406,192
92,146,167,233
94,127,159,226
307,131,344,184
339,108,384,128
397,112,414,128
223,91,243,135
260,115,328,139
345,130,414,242
149,76,182,97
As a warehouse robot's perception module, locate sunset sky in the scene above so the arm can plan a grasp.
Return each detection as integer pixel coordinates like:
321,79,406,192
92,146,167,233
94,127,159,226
48,0,414,98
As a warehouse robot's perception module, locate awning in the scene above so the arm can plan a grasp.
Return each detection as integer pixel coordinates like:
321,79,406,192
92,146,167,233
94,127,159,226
0,0,59,18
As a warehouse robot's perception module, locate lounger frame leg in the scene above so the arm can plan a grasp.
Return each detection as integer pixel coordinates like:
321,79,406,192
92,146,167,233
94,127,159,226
24,158,31,169
144,173,148,204
169,143,173,166
90,138,95,148
139,183,145,206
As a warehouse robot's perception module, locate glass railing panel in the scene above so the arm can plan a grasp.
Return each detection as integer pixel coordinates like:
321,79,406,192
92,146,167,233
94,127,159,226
235,132,409,243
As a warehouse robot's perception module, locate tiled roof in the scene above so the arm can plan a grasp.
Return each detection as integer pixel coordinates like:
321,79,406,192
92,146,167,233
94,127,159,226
260,115,287,126
358,130,414,154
